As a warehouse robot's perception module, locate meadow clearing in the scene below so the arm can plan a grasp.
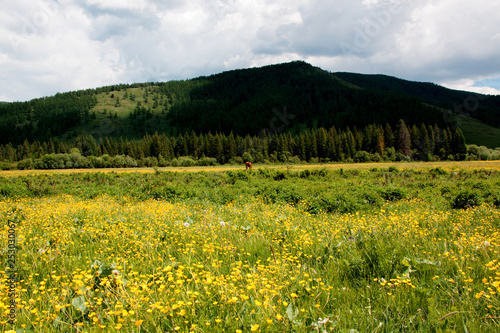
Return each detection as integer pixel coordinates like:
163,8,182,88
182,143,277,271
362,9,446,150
0,163,499,332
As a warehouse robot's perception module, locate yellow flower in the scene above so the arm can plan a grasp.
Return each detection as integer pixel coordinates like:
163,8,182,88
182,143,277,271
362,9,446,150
276,313,283,320
251,324,260,331
135,320,144,325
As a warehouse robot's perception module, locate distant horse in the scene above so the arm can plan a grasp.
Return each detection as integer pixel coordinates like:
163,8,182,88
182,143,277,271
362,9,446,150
245,161,252,170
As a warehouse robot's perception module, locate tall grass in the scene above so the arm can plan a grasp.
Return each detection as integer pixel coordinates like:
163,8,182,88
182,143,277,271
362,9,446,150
0,167,499,332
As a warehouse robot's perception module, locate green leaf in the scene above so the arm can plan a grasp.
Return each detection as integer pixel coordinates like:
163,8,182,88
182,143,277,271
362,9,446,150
402,257,410,266
72,296,88,313
413,257,441,267
286,303,295,321
16,329,34,333
52,316,63,329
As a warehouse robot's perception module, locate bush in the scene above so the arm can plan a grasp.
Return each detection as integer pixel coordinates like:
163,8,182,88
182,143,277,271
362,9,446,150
242,152,253,163
0,162,15,170
395,153,410,162
144,157,159,167
273,171,287,181
178,156,195,167
197,157,217,166
430,167,447,175
381,187,406,201
388,166,399,173
228,156,244,165
354,151,372,163
494,195,500,207
384,147,396,161
17,159,34,170
299,169,311,179
225,170,249,184
467,145,500,161
452,191,482,209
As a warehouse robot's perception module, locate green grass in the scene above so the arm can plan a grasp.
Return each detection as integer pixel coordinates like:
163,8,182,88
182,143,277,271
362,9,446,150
1,167,499,332
60,86,175,141
460,116,500,148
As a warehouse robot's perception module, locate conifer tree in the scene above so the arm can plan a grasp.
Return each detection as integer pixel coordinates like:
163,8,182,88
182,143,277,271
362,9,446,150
384,123,394,148
396,119,412,157
451,128,467,160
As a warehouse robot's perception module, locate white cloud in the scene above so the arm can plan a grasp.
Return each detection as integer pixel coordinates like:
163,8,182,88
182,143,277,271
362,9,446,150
0,0,499,101
442,78,500,96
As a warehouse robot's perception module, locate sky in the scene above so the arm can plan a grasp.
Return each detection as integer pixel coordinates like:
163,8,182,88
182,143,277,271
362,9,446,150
1,0,500,102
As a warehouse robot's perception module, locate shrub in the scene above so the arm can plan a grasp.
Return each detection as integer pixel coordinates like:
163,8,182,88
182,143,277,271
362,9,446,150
17,159,34,170
494,195,500,207
381,187,406,201
144,157,159,167
197,157,217,166
179,157,195,167
384,147,396,161
299,169,311,179
242,152,253,163
395,153,411,162
273,171,286,181
430,167,448,175
452,191,482,209
228,156,244,165
388,166,399,173
226,170,249,183
354,151,373,163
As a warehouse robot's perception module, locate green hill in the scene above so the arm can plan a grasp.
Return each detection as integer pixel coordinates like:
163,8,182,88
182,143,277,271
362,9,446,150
332,72,500,128
0,61,499,147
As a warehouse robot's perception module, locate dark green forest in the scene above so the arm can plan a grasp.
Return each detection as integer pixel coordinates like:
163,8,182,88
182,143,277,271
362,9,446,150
0,120,474,170
333,72,500,128
0,61,498,169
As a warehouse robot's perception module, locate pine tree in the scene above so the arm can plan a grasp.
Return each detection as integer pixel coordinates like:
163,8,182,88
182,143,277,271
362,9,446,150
151,133,162,158
384,123,394,148
396,119,412,157
225,132,237,160
298,134,306,161
316,128,327,159
451,128,467,160
415,123,431,160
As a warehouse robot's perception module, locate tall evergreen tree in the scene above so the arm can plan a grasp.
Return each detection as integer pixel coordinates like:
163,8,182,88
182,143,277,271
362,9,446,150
396,119,412,157
384,123,394,148
451,128,467,160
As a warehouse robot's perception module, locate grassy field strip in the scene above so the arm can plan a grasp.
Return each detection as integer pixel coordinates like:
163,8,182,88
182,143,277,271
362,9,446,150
0,165,499,332
1,160,500,178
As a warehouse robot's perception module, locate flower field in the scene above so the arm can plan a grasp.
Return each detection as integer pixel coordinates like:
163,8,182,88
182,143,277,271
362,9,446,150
1,166,500,332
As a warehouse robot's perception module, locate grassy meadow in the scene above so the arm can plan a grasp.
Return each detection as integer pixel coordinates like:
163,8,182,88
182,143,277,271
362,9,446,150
1,164,500,332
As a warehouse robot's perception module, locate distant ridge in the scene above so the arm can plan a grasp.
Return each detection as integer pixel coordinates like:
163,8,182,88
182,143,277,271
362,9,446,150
0,61,499,148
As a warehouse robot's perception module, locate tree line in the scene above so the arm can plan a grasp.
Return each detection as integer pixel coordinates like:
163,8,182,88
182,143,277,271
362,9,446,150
0,120,472,170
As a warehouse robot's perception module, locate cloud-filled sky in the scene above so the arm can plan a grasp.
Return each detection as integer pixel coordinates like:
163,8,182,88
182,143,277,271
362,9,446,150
1,0,500,102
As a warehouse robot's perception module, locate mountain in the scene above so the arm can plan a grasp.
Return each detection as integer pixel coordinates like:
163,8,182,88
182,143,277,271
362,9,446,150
0,61,499,147
331,72,500,128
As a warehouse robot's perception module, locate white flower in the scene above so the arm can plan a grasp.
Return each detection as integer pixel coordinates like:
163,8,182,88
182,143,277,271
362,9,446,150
184,222,190,227
220,221,226,227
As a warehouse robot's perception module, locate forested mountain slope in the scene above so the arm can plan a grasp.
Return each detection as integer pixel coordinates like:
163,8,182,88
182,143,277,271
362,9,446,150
0,61,498,147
